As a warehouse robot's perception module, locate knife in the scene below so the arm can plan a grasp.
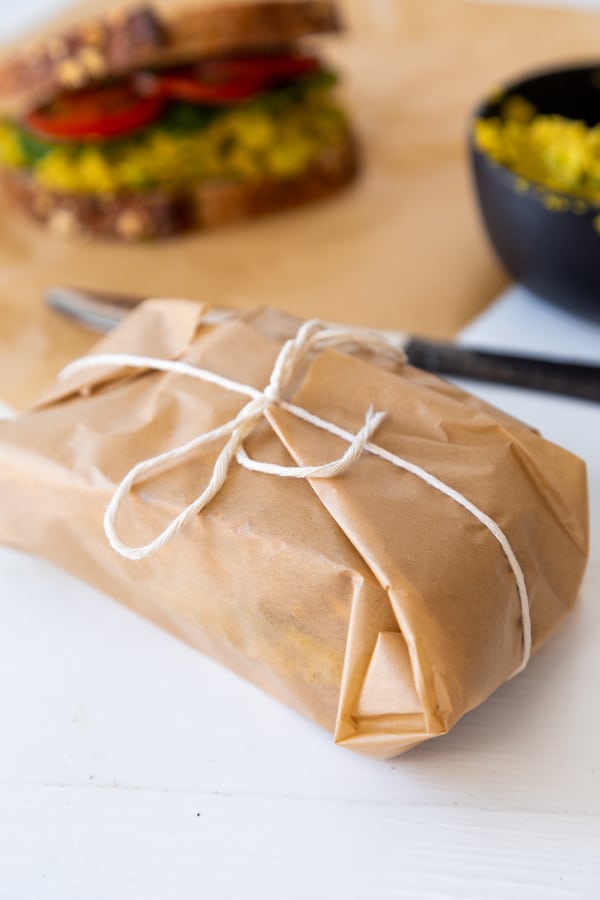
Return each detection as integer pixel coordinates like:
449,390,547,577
45,284,600,402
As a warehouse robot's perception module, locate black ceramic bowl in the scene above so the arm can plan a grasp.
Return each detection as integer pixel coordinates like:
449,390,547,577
470,63,600,321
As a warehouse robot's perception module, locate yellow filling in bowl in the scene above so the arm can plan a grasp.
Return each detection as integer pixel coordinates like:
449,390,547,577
475,96,600,202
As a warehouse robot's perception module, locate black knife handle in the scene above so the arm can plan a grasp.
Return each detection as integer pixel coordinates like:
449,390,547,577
404,338,600,402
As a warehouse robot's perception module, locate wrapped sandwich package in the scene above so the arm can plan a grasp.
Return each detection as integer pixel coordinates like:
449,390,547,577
0,299,589,757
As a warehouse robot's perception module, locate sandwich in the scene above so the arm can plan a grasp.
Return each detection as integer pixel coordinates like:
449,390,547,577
0,1,357,240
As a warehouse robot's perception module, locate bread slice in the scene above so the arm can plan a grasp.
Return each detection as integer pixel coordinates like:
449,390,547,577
0,129,358,239
0,1,341,116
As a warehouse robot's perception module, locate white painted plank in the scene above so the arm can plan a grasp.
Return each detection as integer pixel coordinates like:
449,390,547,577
458,286,600,361
1,785,599,900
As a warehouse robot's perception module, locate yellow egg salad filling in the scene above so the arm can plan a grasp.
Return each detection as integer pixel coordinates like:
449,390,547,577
475,96,600,202
0,77,349,195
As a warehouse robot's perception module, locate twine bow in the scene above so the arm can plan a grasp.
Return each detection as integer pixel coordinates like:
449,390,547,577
60,317,532,674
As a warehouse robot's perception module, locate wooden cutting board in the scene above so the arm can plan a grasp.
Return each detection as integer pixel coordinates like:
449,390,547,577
2,0,600,407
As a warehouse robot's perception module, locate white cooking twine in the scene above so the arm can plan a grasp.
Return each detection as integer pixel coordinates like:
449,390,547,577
60,317,532,674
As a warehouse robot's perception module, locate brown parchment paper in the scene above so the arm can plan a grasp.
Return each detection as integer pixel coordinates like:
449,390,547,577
0,300,589,757
4,0,600,408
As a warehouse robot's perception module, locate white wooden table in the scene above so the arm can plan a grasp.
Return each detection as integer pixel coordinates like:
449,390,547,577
1,285,599,899
1,1,600,895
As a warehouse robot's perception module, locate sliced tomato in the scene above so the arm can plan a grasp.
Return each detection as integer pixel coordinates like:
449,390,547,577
135,69,269,105
202,54,320,83
135,54,321,107
24,84,166,141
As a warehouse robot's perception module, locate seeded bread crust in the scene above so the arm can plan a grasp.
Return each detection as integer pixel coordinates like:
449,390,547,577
0,130,358,240
0,1,341,116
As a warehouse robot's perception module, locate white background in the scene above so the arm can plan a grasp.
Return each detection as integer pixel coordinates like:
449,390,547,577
1,2,600,899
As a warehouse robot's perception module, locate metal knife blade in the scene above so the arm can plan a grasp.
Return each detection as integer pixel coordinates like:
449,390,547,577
47,285,140,334
45,284,600,402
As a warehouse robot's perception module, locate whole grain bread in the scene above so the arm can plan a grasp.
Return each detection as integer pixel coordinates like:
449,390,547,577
0,130,358,239
0,1,341,116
